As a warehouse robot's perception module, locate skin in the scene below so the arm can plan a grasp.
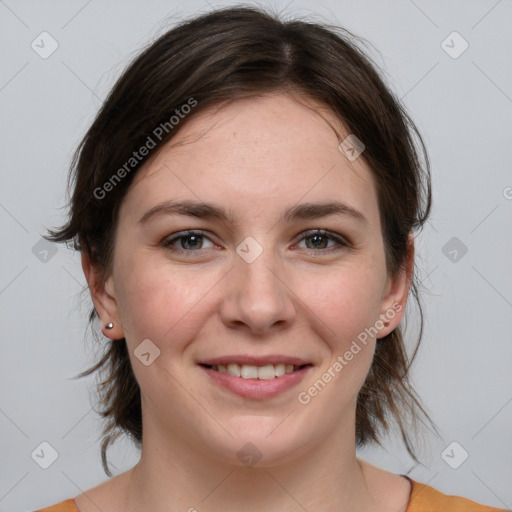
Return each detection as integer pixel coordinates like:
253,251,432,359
79,92,414,512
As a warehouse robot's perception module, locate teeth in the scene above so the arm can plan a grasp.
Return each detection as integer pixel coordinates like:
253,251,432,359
210,363,300,379
227,363,240,377
275,364,286,377
241,365,258,379
257,365,275,380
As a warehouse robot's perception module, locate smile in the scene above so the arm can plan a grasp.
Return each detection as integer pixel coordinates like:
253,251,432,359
198,357,313,399
201,363,307,380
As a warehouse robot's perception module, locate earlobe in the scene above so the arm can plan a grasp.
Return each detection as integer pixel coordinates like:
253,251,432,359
81,252,124,339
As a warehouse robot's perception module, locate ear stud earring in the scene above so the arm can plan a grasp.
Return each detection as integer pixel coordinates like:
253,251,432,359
105,322,114,330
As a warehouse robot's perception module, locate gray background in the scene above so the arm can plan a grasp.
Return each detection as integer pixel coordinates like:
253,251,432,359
1,1,511,510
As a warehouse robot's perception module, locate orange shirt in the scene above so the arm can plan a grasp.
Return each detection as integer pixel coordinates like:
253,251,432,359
403,477,507,511
34,477,508,511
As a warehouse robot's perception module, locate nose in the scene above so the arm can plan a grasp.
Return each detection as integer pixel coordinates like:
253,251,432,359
219,248,296,336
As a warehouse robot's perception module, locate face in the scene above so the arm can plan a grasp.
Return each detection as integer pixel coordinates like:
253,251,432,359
85,93,410,466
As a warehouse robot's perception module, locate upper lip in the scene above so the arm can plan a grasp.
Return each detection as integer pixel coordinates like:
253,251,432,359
198,355,312,366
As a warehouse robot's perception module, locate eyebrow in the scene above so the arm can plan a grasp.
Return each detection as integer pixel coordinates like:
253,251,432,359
138,199,368,226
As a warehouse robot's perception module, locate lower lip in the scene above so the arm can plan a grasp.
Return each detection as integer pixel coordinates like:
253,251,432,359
200,365,312,399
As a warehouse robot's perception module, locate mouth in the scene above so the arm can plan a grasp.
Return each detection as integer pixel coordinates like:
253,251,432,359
197,357,313,399
198,362,311,380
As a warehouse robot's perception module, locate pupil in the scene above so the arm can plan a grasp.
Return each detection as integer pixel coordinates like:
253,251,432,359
309,234,326,249
183,235,201,249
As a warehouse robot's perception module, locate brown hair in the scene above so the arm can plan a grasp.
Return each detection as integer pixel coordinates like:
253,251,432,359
47,5,437,476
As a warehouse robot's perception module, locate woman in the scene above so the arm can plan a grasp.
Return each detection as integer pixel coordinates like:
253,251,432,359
35,6,506,512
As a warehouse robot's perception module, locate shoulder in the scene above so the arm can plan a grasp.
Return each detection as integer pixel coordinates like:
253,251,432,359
406,477,509,512
34,498,79,511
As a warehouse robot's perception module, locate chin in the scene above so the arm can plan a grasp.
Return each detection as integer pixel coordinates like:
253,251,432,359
204,416,315,468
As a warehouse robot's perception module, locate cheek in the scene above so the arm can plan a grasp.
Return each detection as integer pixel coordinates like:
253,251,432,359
298,263,385,344
294,264,383,397
114,255,223,350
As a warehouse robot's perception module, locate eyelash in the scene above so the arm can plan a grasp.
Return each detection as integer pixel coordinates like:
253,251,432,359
162,229,351,256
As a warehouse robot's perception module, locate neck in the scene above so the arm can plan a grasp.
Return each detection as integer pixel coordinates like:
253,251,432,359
122,416,379,512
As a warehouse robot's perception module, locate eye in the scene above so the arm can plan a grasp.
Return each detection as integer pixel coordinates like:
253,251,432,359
163,230,216,253
296,229,350,252
162,229,350,256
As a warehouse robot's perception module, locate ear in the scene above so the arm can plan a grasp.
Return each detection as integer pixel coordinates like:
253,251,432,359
376,233,414,338
81,251,124,340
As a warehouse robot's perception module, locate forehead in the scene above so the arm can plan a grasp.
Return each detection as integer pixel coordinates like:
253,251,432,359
137,93,357,178
123,93,379,228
